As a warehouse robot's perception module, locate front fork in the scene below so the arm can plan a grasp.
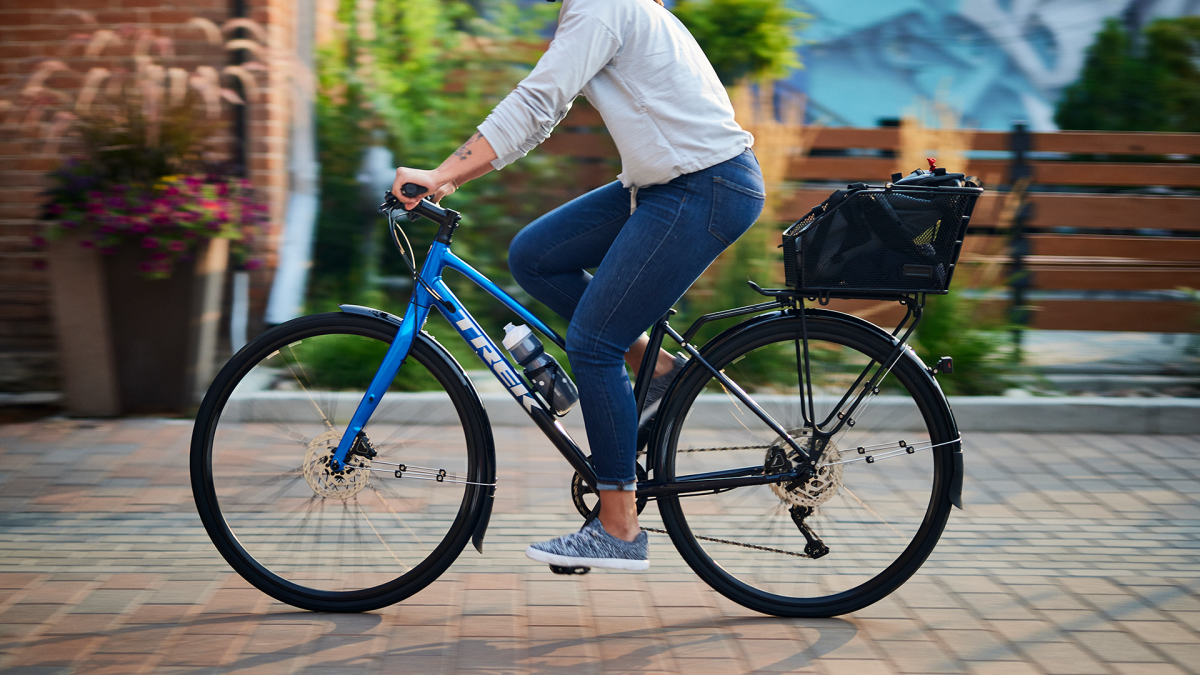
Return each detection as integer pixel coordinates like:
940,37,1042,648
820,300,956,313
327,295,432,472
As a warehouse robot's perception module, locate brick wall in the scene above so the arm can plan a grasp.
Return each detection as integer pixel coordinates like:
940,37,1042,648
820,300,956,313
0,0,295,393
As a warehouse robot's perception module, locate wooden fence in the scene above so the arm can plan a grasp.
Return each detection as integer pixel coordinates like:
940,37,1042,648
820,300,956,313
541,105,1200,333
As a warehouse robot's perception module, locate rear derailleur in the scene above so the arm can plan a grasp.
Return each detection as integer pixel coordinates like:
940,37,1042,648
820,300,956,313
764,447,830,559
790,505,829,559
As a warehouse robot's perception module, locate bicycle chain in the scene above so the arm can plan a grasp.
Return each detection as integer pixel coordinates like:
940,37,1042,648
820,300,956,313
639,526,812,558
666,444,772,453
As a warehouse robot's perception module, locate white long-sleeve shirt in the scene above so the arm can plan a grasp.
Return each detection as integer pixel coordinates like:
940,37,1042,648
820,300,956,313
477,0,753,189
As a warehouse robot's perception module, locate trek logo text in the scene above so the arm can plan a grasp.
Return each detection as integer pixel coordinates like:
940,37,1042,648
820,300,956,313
452,315,538,413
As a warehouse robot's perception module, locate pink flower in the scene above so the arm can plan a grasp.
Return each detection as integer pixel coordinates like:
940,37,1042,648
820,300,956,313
165,186,180,197
141,237,159,249
30,235,47,247
244,258,263,270
131,222,150,233
168,240,186,252
80,239,95,249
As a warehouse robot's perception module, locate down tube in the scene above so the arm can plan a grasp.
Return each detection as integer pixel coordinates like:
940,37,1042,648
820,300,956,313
429,275,599,489
429,279,543,416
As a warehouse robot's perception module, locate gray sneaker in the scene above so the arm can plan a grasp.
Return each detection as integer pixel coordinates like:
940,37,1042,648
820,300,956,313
526,518,649,571
638,353,688,426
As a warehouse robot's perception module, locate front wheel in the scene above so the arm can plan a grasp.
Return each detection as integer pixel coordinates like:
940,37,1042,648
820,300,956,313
655,313,957,617
191,313,493,612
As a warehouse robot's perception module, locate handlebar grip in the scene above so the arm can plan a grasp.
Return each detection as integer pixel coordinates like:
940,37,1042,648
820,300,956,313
381,189,454,226
400,183,427,198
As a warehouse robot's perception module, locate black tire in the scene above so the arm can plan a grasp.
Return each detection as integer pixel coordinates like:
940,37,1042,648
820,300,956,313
191,312,493,612
655,312,956,617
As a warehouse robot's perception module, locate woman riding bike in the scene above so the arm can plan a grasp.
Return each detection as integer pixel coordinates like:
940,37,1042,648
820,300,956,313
391,0,764,570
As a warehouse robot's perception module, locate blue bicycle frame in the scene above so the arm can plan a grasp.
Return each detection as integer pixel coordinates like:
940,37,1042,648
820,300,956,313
325,195,813,500
324,200,614,491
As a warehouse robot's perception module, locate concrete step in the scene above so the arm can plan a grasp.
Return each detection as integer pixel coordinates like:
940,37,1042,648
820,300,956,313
216,391,1200,434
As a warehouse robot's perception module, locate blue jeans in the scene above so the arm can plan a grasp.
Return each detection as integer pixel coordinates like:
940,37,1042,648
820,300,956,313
508,149,765,489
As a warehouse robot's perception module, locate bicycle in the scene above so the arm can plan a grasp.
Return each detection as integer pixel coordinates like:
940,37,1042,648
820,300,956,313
191,169,982,618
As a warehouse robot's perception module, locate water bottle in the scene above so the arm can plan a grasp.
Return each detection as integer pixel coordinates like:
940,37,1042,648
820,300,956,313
502,323,579,416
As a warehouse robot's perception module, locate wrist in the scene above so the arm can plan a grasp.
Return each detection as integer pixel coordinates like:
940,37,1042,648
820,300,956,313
430,168,453,189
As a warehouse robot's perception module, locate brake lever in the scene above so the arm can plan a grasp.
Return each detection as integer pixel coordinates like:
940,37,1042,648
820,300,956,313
379,189,427,222
378,191,402,213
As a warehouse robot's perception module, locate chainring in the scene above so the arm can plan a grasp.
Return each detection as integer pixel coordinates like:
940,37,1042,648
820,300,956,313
303,429,371,499
769,433,843,509
570,457,648,519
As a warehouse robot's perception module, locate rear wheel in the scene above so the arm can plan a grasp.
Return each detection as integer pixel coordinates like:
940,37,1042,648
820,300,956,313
656,313,957,617
191,313,491,612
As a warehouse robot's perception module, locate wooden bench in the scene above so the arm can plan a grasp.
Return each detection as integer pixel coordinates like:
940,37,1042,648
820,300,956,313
544,107,1200,333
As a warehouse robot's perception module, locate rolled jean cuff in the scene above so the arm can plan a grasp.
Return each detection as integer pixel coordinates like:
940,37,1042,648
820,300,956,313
595,480,637,492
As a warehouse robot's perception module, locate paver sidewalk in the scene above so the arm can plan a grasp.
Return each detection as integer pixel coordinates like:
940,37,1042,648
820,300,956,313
0,418,1198,674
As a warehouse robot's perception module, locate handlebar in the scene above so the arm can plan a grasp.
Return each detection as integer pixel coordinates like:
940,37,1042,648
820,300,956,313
378,183,458,228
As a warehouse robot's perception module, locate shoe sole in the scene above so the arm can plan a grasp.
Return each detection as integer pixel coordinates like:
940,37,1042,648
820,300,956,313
525,546,649,571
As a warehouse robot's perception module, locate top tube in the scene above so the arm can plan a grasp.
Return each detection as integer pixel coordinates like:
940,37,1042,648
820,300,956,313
425,240,566,351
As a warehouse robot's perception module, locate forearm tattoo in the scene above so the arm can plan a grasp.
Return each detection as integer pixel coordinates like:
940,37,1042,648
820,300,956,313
453,132,483,161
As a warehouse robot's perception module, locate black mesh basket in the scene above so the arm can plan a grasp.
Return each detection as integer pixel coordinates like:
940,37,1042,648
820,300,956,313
782,184,982,294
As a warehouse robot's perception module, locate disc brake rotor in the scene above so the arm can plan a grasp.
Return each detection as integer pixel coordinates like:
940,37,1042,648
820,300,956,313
769,433,843,508
303,429,370,499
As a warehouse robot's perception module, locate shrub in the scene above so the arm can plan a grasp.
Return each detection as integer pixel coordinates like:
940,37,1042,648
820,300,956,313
673,0,806,84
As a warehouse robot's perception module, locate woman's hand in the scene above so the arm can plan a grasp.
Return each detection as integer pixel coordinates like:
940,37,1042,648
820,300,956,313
391,167,456,210
391,132,497,210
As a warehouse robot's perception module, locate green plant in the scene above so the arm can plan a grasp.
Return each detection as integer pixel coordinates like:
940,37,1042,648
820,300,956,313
5,14,273,278
36,166,265,278
295,333,440,391
309,0,564,333
1056,16,1200,132
673,0,806,84
911,289,1012,396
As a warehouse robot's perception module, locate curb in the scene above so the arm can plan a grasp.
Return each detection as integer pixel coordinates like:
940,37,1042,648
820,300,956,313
218,392,1200,434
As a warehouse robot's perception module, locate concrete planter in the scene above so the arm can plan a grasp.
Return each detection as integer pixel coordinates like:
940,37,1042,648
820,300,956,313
47,234,228,416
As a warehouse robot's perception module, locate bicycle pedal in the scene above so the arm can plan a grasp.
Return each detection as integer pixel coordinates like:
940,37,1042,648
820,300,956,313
549,565,590,575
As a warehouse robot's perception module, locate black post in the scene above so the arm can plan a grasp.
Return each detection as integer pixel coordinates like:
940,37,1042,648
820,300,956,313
1008,122,1032,361
230,0,249,177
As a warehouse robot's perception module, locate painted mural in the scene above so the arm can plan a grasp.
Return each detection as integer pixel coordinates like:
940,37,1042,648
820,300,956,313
794,0,1200,130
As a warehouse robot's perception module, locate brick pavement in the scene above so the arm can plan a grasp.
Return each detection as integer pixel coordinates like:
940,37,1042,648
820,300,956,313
0,417,1198,674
